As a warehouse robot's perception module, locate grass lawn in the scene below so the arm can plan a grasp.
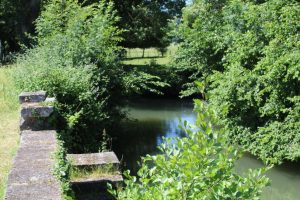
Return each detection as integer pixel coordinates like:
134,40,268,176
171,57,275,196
0,66,20,199
122,44,178,66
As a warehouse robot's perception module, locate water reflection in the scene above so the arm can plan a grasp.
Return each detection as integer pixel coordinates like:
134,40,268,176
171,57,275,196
110,99,196,174
110,98,300,200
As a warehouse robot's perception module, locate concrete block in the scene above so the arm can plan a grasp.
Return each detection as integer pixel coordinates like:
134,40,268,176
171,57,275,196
67,152,120,167
20,117,55,131
21,103,54,118
19,91,47,104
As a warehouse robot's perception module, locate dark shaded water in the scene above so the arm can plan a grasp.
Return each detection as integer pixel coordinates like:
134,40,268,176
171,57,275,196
110,99,300,200
111,99,196,174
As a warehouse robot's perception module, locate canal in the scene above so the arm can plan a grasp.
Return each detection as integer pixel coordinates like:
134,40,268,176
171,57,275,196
111,98,300,200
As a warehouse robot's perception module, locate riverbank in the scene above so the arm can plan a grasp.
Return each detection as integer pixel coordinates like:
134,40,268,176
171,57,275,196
0,66,20,199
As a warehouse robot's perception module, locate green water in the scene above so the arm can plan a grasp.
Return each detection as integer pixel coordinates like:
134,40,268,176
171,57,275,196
111,98,300,200
236,154,300,200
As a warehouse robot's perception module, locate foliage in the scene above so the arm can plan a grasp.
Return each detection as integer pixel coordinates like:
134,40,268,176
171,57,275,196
123,61,184,97
114,0,185,49
0,0,185,60
123,69,170,95
110,97,269,199
54,138,74,200
99,129,112,152
174,0,300,163
0,0,41,62
14,0,169,152
172,0,226,97
14,0,123,153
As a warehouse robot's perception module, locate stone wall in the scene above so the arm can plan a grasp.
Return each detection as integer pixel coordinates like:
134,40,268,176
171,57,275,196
5,91,62,200
5,91,123,200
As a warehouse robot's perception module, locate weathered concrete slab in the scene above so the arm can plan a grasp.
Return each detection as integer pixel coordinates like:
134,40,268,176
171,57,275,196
20,130,57,146
19,91,47,103
20,117,55,131
67,152,120,167
20,103,55,131
5,130,61,200
21,103,54,118
5,183,61,200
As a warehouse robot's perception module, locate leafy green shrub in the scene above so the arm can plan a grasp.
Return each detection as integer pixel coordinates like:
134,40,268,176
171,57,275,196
172,0,226,97
14,0,123,153
174,0,300,163
110,98,269,199
209,0,300,163
123,69,170,95
14,0,170,152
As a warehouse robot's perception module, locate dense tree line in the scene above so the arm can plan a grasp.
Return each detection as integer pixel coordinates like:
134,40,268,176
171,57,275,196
115,0,185,50
0,0,185,62
0,0,41,61
174,0,300,164
84,0,185,49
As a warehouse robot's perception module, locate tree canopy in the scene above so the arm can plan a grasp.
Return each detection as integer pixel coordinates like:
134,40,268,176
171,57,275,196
174,0,300,163
0,0,41,59
0,0,185,62
114,0,185,48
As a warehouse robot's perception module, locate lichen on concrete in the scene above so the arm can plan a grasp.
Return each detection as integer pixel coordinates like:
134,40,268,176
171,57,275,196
5,130,61,200
5,91,61,200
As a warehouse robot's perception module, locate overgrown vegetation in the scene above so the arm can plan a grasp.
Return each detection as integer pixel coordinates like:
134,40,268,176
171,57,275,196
174,0,300,163
111,97,269,199
54,139,74,200
0,66,19,199
14,0,122,153
121,45,186,97
70,164,119,182
14,0,168,153
1,0,299,199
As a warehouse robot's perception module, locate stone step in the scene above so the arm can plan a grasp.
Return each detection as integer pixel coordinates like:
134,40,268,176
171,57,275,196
20,117,55,131
67,152,123,188
19,91,47,103
67,152,120,167
21,103,54,118
20,104,55,130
